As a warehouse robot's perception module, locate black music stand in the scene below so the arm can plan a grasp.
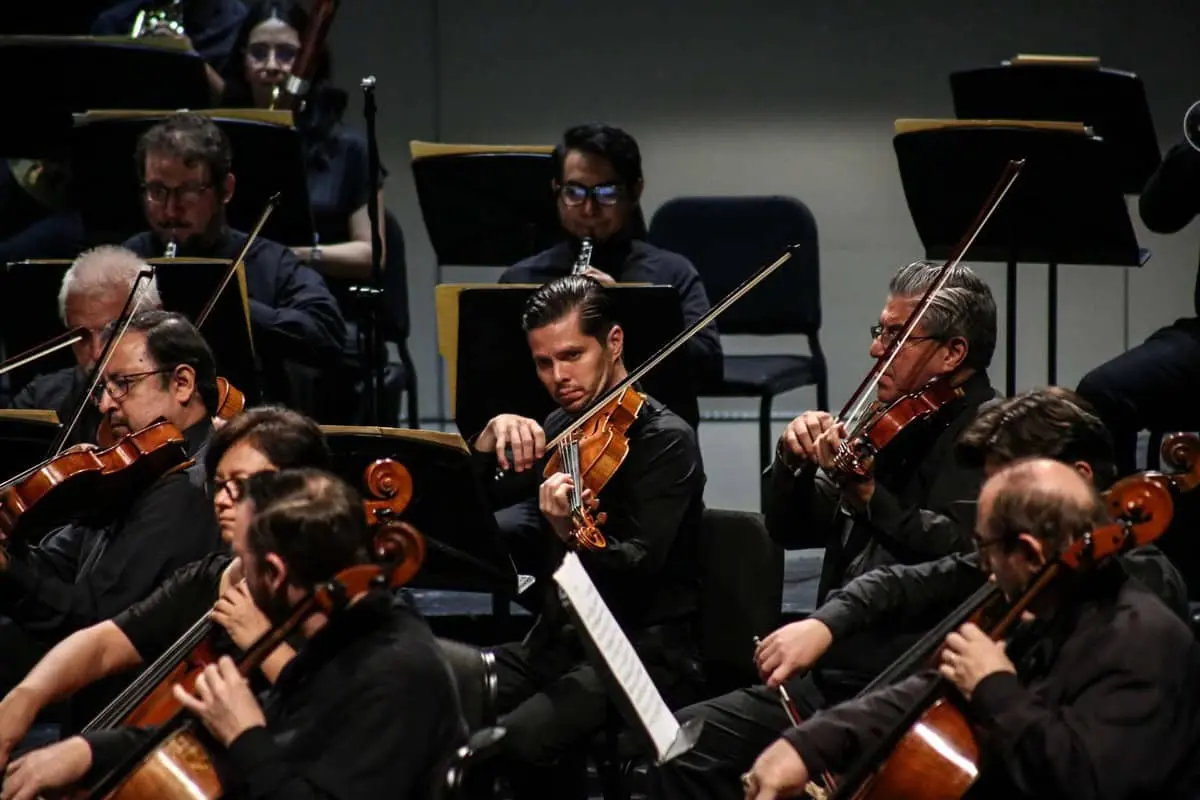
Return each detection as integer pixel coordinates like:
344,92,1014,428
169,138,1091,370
69,112,313,247
410,144,562,269
320,425,517,595
893,123,1148,395
152,259,262,404
950,58,1161,194
446,285,691,440
0,36,210,156
0,410,60,481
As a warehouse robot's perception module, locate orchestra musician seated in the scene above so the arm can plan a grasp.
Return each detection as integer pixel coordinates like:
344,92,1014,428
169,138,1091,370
0,405,332,761
650,387,1191,800
222,0,388,284
764,261,997,705
740,458,1200,800
7,245,163,445
118,112,354,417
500,122,722,427
1,469,467,800
0,311,222,703
89,0,249,102
467,275,706,799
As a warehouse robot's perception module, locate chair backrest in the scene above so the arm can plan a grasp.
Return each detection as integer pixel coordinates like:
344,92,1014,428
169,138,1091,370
435,639,499,732
696,508,784,693
380,208,411,341
648,195,820,336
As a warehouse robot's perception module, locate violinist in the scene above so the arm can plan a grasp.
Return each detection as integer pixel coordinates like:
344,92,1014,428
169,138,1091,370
767,261,997,698
650,388,1192,800
500,123,722,426
0,310,222,700
7,245,163,445
469,275,706,800
3,469,466,800
0,405,331,761
119,112,353,413
741,458,1200,800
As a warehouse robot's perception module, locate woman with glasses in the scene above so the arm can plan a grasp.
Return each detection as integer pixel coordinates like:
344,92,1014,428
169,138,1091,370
220,0,387,286
0,406,331,766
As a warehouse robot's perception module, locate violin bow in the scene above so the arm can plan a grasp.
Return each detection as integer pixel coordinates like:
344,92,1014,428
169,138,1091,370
48,268,159,457
195,192,280,328
836,159,1026,434
542,245,800,453
0,326,87,379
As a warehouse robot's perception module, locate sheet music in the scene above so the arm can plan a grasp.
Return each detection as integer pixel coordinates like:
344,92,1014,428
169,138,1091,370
553,552,680,758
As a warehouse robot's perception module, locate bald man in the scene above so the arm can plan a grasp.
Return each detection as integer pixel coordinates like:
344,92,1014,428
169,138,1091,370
741,458,1200,800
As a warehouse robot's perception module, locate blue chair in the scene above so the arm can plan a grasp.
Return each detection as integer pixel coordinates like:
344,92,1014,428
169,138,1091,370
648,196,827,481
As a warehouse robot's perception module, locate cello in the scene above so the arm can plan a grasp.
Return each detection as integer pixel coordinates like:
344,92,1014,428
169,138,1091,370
76,459,421,800
812,470,1176,800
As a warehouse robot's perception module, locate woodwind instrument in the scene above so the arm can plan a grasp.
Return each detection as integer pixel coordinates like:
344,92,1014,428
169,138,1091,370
571,237,594,275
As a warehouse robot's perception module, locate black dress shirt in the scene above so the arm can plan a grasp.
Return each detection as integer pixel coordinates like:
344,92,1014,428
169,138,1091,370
123,228,351,411
765,372,997,696
90,0,248,74
0,418,221,640
475,394,706,635
84,590,468,800
783,565,1200,800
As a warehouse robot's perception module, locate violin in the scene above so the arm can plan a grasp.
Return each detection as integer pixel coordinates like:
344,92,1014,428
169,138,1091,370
78,459,420,800
0,419,191,554
542,386,645,550
826,159,1026,485
818,471,1175,800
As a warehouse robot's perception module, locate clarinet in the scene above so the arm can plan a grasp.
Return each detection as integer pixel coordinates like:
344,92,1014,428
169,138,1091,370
571,237,593,275
164,240,178,259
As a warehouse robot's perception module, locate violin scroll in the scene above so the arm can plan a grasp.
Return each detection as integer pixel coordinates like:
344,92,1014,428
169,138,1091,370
360,458,414,527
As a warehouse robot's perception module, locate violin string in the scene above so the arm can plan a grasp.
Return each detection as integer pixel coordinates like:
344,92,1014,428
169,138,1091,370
83,612,214,732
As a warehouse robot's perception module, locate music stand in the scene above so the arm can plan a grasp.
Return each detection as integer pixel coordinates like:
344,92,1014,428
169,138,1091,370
0,36,210,156
892,120,1148,394
320,425,517,595
69,110,314,247
950,54,1161,194
3,258,262,405
436,284,691,440
0,409,60,482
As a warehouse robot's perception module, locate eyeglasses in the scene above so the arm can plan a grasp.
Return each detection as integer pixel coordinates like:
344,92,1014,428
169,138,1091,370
246,42,299,65
213,475,249,502
972,534,1009,559
142,181,212,205
91,368,174,404
558,182,622,208
870,324,940,348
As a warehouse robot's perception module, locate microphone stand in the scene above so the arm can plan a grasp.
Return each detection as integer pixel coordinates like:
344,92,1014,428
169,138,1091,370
360,75,386,425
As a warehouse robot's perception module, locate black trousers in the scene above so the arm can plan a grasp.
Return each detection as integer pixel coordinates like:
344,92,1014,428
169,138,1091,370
1076,317,1200,477
489,621,701,800
649,674,830,800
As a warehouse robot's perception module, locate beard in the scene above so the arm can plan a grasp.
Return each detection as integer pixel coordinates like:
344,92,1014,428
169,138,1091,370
248,575,295,628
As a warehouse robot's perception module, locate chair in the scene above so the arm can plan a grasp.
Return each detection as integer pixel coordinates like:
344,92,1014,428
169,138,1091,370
436,638,500,731
437,726,508,800
648,196,827,485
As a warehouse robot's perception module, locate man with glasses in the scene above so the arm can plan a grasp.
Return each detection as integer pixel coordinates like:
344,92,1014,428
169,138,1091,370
0,406,331,762
119,112,350,415
0,310,223,709
7,245,163,446
500,123,723,406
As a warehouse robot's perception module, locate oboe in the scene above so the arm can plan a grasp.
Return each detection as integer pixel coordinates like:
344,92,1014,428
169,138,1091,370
571,237,593,275
164,240,178,259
